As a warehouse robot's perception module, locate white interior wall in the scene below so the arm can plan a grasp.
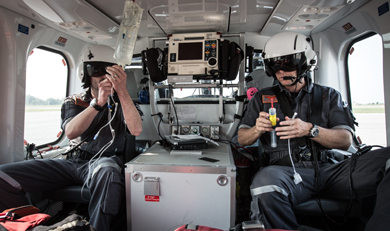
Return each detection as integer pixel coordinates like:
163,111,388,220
317,0,390,145
0,6,88,164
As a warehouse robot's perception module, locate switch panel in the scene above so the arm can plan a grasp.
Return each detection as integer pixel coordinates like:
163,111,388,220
210,126,220,140
181,125,191,135
200,126,210,138
190,126,200,135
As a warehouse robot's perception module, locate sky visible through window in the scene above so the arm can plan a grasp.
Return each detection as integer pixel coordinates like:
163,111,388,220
348,34,384,104
26,48,67,101
348,34,386,147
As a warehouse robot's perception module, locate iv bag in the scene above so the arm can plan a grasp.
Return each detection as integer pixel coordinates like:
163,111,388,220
114,0,143,67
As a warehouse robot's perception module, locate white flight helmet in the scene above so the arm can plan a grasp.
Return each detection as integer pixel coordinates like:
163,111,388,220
77,44,117,88
263,32,317,80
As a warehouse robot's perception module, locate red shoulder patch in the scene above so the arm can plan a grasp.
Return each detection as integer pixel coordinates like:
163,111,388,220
262,95,278,104
75,98,89,108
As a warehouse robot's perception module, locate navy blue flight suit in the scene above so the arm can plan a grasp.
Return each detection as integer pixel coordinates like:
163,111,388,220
0,90,142,231
239,77,390,230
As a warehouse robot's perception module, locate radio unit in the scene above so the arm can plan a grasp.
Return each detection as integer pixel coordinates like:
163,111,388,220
168,32,220,76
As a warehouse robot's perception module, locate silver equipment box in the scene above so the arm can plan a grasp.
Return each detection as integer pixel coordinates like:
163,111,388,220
125,142,236,231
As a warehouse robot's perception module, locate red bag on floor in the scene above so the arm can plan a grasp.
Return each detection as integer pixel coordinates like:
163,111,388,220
0,205,40,221
0,213,50,231
0,205,50,231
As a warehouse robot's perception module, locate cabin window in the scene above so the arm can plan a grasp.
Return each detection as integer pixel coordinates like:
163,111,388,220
347,33,386,147
24,47,68,146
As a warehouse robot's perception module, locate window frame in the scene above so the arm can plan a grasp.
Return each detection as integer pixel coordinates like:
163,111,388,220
25,46,70,149
344,31,377,109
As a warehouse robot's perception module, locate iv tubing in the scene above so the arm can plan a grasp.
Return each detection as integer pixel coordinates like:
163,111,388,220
288,112,298,174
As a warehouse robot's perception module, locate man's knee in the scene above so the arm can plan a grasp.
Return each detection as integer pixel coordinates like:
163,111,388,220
251,165,287,188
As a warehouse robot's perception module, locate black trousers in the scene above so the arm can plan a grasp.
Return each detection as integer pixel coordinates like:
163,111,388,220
250,146,390,230
0,156,124,231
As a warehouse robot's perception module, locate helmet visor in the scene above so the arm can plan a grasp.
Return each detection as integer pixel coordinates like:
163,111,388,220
84,62,115,78
264,52,306,73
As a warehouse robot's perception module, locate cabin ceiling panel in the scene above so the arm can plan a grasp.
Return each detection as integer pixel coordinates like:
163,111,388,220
85,0,279,36
0,0,373,45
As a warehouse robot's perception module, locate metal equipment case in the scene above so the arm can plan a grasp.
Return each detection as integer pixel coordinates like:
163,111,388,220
125,142,236,231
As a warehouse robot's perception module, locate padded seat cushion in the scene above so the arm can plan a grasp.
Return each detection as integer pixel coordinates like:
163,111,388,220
293,198,360,217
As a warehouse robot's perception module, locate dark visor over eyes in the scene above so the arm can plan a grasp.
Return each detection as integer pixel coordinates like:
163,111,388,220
85,62,115,77
264,53,305,73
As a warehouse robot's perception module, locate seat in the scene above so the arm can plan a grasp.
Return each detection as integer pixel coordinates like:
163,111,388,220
293,198,361,217
293,196,377,231
42,185,90,204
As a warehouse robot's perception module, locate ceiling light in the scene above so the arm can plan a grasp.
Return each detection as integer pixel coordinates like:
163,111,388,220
304,7,319,13
298,14,329,20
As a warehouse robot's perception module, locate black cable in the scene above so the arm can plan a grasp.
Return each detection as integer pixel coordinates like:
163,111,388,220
151,112,164,140
36,148,44,159
305,82,334,229
151,112,173,149
25,143,36,160
316,145,379,227
59,135,92,159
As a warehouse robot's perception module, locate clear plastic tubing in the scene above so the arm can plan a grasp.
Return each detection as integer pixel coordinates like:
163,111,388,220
270,129,277,148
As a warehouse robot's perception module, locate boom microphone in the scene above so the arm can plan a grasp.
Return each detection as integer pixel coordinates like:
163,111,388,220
282,76,297,81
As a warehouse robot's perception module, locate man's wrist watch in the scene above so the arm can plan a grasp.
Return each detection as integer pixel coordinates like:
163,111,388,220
309,123,319,138
89,98,104,111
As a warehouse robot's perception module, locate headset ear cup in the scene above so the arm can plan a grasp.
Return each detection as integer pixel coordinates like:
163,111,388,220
226,42,244,80
264,64,274,77
81,65,91,88
220,40,229,80
265,69,273,77
145,48,167,82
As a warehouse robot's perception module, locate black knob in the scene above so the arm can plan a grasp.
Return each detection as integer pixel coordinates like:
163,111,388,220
208,58,217,66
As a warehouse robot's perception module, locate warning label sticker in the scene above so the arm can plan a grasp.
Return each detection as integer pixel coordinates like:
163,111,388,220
145,195,160,202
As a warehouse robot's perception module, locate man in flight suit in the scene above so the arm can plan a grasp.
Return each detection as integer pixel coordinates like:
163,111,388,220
0,44,143,230
238,32,390,230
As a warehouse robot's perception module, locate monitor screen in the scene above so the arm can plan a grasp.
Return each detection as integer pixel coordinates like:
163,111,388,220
178,42,203,60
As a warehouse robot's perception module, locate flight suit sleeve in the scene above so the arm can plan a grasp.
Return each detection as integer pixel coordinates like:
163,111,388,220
60,97,88,131
325,88,355,134
239,92,263,129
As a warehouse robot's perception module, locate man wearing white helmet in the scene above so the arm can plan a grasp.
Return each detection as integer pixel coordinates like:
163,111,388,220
0,45,143,230
238,32,390,230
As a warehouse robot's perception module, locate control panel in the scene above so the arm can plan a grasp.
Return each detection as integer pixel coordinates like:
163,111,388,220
171,125,220,140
